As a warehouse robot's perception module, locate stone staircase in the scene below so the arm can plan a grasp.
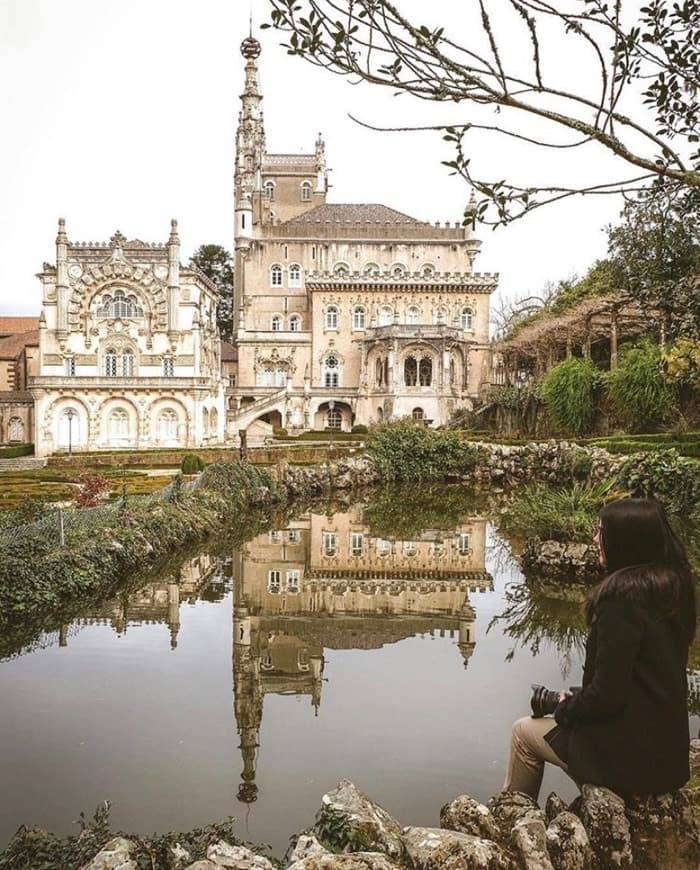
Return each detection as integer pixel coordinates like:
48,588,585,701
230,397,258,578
0,457,48,472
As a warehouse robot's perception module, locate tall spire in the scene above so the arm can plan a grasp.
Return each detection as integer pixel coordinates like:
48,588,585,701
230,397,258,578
235,29,265,207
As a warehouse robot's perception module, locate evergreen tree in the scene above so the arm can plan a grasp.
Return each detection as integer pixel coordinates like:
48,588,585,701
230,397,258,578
189,244,234,342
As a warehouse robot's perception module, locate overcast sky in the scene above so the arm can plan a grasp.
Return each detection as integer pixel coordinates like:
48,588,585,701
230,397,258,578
0,0,635,317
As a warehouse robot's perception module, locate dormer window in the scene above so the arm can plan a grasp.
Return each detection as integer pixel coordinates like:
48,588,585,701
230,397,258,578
301,181,312,202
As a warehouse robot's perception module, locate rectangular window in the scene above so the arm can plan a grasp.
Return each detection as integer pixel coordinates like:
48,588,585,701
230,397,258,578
268,569,281,593
311,245,317,260
351,532,364,556
65,358,75,376
287,530,299,543
376,539,391,556
457,533,471,555
269,531,281,543
323,531,337,557
286,569,300,592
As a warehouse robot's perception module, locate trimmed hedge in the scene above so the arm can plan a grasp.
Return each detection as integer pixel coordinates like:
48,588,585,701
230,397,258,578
0,443,34,458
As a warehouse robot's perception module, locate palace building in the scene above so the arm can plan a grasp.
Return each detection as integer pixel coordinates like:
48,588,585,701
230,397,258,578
228,35,498,438
0,33,497,453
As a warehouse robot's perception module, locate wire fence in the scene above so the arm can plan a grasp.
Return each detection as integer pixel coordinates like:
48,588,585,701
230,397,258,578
0,473,204,549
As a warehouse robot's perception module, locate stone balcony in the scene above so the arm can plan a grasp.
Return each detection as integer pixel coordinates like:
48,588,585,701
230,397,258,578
363,324,463,342
30,376,213,390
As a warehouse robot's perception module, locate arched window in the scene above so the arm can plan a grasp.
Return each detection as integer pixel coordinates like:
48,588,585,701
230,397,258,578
122,349,134,376
461,307,474,331
105,348,117,377
406,306,420,325
288,264,302,287
376,539,392,556
289,314,302,332
352,306,366,330
264,180,275,199
404,356,417,386
363,263,380,277
378,306,393,326
421,264,436,277
210,407,219,434
301,181,312,201
275,368,287,386
202,408,209,435
323,354,340,387
412,407,425,423
262,367,275,386
391,264,406,278
108,408,129,442
8,417,24,442
419,357,433,386
434,306,448,325
97,290,144,320
333,263,349,277
325,305,338,330
270,264,283,287
327,406,341,429
271,314,282,331
57,408,82,448
162,357,174,377
376,406,384,421
158,409,178,442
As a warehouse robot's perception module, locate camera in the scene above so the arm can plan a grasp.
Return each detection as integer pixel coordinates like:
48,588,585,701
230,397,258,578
530,684,560,718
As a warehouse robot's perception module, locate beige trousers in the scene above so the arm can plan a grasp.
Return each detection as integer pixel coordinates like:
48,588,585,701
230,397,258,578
504,716,573,801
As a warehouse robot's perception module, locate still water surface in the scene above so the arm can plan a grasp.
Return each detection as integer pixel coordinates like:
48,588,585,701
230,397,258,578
1,491,697,857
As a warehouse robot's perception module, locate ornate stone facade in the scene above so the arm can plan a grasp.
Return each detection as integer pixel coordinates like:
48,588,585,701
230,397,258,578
229,37,498,438
31,221,226,456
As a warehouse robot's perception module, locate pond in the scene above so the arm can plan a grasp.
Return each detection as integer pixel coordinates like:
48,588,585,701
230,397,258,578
1,486,698,858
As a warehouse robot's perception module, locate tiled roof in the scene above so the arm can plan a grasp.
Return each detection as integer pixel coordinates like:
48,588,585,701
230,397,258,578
283,203,426,226
221,341,238,362
0,317,40,336
0,331,39,360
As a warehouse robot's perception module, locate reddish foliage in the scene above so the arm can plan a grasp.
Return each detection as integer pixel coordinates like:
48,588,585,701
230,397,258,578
73,471,110,507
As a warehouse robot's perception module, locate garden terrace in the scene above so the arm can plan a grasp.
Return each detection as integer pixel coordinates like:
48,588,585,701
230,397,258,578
493,293,653,381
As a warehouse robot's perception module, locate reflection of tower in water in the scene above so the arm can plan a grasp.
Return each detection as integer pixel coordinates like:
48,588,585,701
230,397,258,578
230,510,492,805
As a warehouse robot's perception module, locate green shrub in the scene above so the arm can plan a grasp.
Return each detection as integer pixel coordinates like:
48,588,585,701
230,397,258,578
541,357,600,435
616,448,700,516
180,453,204,474
366,420,484,482
607,340,677,431
350,423,368,434
0,443,34,458
272,427,288,438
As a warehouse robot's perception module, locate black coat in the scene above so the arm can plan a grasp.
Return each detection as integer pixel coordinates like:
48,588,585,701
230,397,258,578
547,597,690,797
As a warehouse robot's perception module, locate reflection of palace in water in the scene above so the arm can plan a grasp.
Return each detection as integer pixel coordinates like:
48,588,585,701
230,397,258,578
232,508,493,803
55,554,224,650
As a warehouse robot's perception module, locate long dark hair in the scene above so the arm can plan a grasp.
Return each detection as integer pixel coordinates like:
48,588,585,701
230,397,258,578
583,498,697,646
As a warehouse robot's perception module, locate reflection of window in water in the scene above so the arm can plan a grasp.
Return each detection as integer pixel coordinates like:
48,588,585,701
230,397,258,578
351,532,364,555
457,532,471,555
298,649,310,671
269,531,282,543
404,541,418,556
268,569,281,592
323,531,337,556
287,530,299,543
376,539,392,556
286,569,300,592
261,652,274,671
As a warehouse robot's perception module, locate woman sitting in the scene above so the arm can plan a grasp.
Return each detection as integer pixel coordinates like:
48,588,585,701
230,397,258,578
504,497,696,801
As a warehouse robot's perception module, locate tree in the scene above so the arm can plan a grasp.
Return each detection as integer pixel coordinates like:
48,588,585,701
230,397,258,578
265,0,700,226
607,339,677,429
607,183,700,338
188,245,234,341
